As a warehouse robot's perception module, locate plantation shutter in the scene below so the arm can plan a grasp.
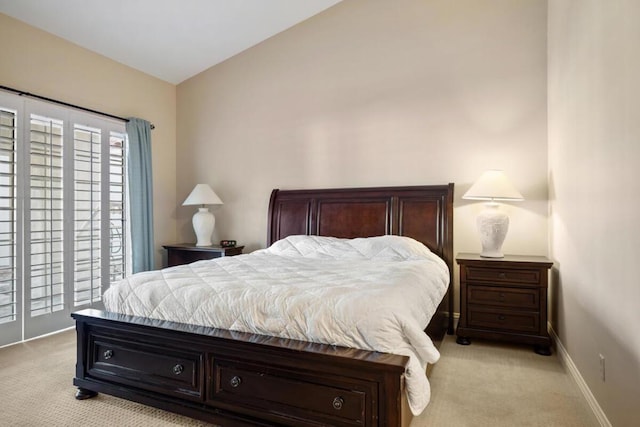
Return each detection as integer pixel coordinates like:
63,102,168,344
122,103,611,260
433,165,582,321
28,114,65,318
108,131,127,283
0,106,17,338
73,124,102,305
72,125,128,306
0,92,131,346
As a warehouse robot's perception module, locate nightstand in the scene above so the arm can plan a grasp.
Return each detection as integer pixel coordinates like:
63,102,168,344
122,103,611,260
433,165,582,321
455,253,553,355
163,243,244,267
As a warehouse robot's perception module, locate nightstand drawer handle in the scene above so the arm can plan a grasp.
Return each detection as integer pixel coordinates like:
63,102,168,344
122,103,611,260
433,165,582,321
173,364,184,375
498,272,507,279
230,375,242,388
332,396,344,410
103,349,114,360
498,314,506,321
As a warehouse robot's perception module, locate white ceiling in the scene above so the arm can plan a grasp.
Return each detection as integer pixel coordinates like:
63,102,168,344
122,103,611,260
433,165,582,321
0,0,341,84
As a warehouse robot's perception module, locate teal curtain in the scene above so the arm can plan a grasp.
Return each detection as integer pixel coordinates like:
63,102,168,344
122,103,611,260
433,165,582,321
126,118,155,272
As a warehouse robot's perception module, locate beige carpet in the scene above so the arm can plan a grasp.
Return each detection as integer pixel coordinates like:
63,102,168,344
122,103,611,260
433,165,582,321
0,330,599,427
416,337,599,427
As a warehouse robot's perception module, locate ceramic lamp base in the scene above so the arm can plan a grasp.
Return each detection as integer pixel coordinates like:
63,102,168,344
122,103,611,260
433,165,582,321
192,207,215,246
477,203,509,258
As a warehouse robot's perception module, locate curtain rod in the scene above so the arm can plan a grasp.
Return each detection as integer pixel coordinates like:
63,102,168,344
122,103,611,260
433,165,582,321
0,84,155,129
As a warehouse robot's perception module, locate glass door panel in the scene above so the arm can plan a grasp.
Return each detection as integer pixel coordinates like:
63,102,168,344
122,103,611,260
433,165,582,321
24,110,70,338
0,93,128,346
0,97,19,347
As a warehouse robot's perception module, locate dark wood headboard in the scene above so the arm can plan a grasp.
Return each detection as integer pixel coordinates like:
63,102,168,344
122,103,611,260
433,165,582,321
267,184,455,335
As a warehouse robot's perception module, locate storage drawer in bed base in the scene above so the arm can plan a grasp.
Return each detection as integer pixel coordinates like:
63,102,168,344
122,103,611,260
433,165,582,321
73,309,410,427
212,358,374,426
86,332,205,401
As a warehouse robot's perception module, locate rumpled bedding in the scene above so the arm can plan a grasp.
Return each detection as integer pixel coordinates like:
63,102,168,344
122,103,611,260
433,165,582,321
103,234,449,414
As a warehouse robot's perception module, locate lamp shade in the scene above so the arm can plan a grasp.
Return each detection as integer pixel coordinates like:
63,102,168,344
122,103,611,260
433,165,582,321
182,184,223,206
462,170,524,201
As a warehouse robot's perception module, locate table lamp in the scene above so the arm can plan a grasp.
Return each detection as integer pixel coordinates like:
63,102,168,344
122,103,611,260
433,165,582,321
463,170,523,258
182,184,223,246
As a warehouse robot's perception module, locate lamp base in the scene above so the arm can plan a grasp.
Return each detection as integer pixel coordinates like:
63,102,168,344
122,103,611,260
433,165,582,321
480,251,506,259
476,203,509,258
192,207,216,246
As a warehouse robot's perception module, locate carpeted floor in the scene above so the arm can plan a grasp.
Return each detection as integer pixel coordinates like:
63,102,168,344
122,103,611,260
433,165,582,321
417,336,599,427
0,330,599,426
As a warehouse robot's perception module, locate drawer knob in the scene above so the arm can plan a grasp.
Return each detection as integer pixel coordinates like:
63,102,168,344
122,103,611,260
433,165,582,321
173,364,184,375
103,349,113,360
498,314,506,321
332,396,344,410
499,293,506,301
498,272,507,279
230,376,242,388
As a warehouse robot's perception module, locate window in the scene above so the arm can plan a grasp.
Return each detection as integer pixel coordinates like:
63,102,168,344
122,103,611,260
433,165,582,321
29,115,65,317
0,92,130,345
0,107,17,329
73,126,128,305
108,132,127,284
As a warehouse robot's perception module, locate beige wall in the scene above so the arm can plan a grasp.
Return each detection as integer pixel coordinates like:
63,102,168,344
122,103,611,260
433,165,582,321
0,13,177,269
177,0,549,312
548,1,640,426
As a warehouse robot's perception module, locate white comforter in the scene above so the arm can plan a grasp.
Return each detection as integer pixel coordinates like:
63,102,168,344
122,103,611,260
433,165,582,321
103,235,449,414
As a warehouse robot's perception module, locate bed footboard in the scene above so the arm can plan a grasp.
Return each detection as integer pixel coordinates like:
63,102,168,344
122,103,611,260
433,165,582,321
73,309,411,427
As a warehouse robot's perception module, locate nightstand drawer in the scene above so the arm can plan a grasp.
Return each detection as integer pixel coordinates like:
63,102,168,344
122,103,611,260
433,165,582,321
465,267,540,284
163,244,244,267
468,285,539,309
467,306,539,333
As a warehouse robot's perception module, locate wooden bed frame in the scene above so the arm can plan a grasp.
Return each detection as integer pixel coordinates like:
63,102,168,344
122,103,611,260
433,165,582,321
73,184,454,427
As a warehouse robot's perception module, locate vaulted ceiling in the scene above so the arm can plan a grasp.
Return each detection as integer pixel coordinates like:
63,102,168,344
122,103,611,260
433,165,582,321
0,0,342,84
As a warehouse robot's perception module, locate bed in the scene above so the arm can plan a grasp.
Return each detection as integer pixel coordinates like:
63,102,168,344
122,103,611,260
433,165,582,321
73,184,454,427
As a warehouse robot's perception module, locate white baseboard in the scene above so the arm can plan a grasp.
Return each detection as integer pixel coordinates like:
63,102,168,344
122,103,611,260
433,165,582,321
0,326,75,350
549,325,612,427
